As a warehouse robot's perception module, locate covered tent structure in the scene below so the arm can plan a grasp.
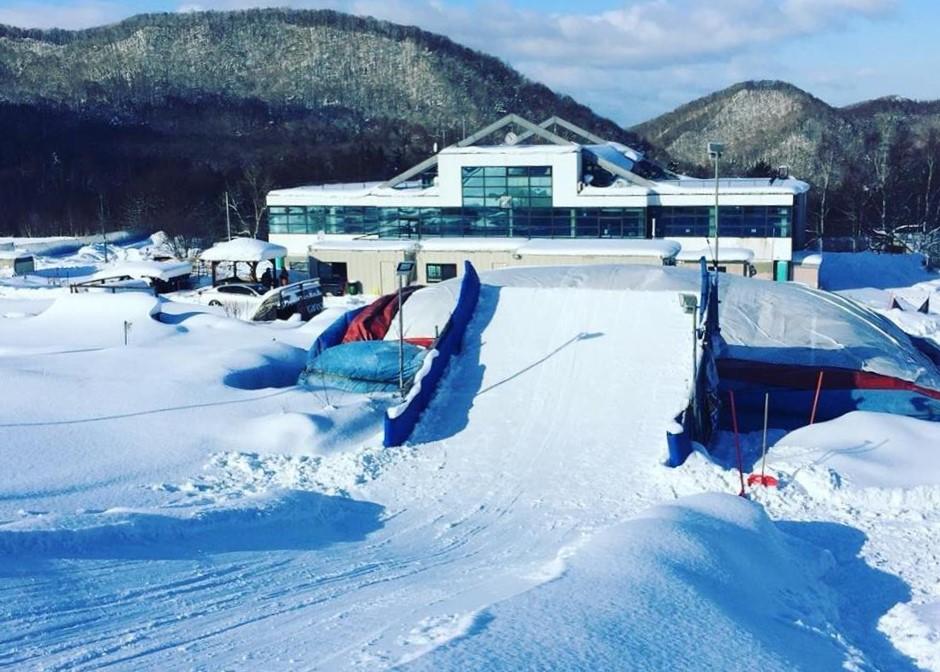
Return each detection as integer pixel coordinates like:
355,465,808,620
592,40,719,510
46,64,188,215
73,260,192,294
200,238,287,286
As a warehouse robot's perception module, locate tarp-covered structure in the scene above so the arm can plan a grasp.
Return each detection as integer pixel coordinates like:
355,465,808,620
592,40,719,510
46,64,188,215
300,285,437,393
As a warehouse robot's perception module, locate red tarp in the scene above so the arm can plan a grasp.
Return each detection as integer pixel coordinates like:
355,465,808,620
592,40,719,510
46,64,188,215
342,286,422,344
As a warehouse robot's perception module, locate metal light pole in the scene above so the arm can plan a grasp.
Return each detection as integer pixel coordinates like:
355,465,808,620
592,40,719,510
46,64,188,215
707,142,724,276
394,261,415,397
398,272,405,395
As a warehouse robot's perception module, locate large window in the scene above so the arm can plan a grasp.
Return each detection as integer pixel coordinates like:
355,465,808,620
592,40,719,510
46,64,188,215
270,204,791,238
651,206,791,238
461,166,552,208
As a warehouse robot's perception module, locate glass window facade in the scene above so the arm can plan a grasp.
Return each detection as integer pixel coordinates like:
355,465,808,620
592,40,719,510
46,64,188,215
461,166,553,208
269,205,646,238
269,204,791,239
651,206,790,238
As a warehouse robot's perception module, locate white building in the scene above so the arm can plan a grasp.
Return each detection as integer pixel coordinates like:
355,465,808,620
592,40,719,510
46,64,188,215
266,114,809,293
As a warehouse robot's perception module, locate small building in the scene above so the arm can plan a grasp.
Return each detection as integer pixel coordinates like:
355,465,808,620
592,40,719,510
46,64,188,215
791,252,822,287
200,238,288,286
71,260,193,295
267,113,809,286
676,246,757,277
0,247,35,275
308,238,679,293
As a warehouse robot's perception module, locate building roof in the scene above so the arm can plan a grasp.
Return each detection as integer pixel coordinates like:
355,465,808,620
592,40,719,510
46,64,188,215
307,237,680,259
200,238,287,262
266,113,810,206
517,239,680,259
90,261,192,282
676,247,755,263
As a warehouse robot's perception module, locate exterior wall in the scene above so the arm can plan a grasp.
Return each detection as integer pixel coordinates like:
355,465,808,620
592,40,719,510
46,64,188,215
308,248,414,295
793,263,820,288
415,249,516,283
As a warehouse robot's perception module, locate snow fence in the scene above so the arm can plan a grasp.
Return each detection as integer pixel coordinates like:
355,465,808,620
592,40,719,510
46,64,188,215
384,261,481,447
667,259,721,467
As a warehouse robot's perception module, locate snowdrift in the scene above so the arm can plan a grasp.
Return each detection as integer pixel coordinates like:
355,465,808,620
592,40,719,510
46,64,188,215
0,292,171,352
406,494,876,671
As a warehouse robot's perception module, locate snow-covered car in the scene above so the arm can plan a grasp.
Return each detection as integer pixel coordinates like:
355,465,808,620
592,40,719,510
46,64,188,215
198,280,324,321
198,282,268,315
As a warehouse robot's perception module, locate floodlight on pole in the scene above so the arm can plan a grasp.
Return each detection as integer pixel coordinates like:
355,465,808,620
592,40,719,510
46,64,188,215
395,260,416,397
707,142,724,276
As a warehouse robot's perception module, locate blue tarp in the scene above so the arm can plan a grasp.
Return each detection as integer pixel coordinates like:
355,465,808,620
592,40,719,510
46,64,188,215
305,340,428,393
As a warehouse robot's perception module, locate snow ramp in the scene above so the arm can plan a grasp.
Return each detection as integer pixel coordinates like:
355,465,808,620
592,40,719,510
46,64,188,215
408,276,694,466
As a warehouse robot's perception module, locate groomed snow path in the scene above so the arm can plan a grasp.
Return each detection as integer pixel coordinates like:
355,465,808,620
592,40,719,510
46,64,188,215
1,285,693,670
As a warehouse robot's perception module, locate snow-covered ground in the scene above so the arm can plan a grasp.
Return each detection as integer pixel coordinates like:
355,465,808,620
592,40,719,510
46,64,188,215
1,240,940,670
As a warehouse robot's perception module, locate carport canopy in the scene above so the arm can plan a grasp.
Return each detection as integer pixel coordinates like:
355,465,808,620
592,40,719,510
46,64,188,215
200,238,288,285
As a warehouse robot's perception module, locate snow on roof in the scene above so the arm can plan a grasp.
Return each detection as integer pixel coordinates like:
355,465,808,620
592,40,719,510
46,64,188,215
662,177,810,194
439,144,579,155
0,249,32,260
583,143,638,174
792,251,823,267
308,240,419,253
417,238,522,253
200,238,287,262
91,261,192,282
676,247,754,263
517,239,680,259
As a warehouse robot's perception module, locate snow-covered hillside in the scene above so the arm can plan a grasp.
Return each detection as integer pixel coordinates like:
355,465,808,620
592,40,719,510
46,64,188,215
1,240,939,670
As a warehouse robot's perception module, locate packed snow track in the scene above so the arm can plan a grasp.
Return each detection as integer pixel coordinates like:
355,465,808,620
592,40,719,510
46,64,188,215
0,280,697,670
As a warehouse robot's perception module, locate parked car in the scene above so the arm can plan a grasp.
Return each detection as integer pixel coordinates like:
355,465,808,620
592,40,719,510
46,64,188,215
198,280,323,321
198,282,269,312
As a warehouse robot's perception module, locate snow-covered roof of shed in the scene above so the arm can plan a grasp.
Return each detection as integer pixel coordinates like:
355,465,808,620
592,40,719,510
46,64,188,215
518,239,680,259
91,261,192,282
676,247,754,263
200,239,287,262
308,240,419,252
0,249,32,260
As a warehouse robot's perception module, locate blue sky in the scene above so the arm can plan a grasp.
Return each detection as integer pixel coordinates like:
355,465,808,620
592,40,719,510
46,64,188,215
0,0,937,126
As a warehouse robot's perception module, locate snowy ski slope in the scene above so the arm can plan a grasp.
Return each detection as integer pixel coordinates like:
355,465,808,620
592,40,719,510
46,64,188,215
1,280,697,669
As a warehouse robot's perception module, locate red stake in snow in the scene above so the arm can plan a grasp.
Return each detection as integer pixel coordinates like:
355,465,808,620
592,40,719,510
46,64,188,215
747,392,778,488
809,370,824,425
728,389,746,496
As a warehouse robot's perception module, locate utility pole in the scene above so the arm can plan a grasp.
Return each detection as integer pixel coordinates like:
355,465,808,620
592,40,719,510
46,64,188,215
224,191,232,241
99,194,108,263
707,142,724,283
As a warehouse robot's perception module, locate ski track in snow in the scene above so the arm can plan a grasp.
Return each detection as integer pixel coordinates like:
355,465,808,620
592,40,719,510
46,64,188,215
2,243,940,669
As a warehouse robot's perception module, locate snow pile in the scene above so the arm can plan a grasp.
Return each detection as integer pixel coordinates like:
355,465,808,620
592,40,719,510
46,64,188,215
200,238,287,262
0,292,170,353
773,412,940,489
406,494,866,671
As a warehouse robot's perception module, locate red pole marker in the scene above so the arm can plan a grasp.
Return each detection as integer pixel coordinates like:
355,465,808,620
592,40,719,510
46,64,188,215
809,370,824,425
728,389,746,496
748,392,778,488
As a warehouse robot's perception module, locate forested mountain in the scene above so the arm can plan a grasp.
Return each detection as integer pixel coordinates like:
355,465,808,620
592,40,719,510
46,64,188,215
0,9,640,239
633,80,940,242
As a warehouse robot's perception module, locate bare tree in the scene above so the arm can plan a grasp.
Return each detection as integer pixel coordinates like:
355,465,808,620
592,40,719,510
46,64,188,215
227,163,276,238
